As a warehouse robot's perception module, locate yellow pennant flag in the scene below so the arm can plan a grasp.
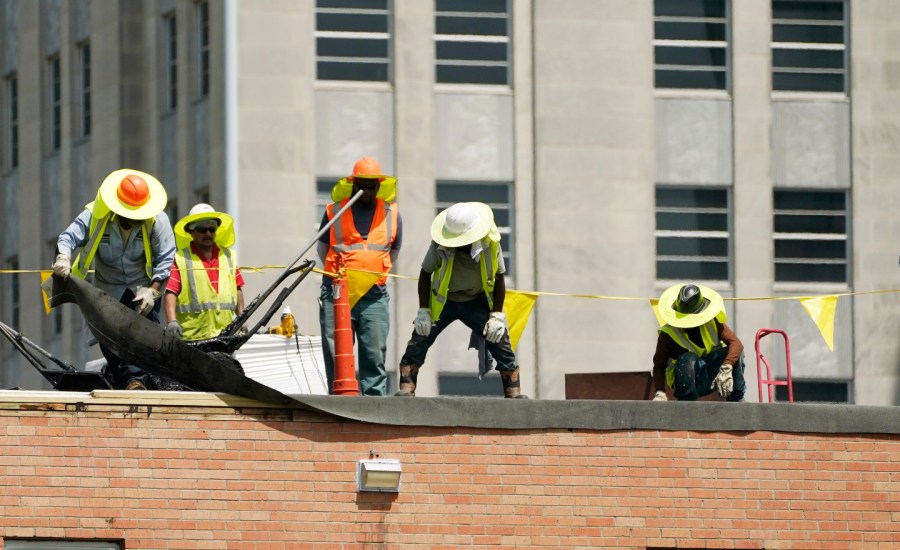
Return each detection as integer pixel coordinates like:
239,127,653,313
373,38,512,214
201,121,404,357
649,299,664,326
800,295,838,352
505,290,538,351
347,269,383,309
39,271,53,314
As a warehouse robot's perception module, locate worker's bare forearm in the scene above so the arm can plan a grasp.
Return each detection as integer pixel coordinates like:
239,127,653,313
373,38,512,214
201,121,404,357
491,274,506,312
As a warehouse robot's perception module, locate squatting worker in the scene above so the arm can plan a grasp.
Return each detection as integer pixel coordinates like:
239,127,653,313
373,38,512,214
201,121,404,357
318,157,401,396
396,202,527,399
164,203,245,341
652,283,746,402
54,169,176,390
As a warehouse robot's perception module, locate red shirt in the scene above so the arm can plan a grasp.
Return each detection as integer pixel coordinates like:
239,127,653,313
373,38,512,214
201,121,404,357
166,243,245,294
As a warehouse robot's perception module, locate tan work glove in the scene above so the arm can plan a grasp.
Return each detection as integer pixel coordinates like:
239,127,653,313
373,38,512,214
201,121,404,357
483,312,508,344
52,253,71,279
711,363,734,399
652,390,668,401
413,308,432,337
133,286,161,316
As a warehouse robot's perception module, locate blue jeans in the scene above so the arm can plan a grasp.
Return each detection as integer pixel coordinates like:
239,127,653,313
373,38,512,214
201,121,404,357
673,346,746,402
319,287,390,396
100,289,159,389
399,295,518,373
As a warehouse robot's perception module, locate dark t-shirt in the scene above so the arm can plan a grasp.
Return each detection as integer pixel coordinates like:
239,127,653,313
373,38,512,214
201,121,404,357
319,202,402,298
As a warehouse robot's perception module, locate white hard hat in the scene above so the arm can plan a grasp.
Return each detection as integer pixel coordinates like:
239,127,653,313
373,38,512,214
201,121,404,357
188,203,216,217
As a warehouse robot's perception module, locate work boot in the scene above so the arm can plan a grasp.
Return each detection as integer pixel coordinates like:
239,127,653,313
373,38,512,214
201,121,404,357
500,367,528,399
125,380,148,391
395,364,420,397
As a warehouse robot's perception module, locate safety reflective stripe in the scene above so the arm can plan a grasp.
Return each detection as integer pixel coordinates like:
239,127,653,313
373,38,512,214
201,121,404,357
366,202,394,252
141,219,154,278
331,202,345,250
332,202,394,253
72,214,110,279
174,247,237,314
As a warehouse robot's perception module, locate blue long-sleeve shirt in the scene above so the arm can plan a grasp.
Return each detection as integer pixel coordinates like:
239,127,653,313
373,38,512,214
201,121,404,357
57,209,176,300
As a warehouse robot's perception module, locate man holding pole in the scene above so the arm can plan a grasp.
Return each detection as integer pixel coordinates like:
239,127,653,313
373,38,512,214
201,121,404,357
317,157,402,396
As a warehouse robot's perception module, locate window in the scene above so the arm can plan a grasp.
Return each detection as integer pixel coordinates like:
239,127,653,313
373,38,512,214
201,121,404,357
653,0,729,90
6,74,17,168
78,43,91,136
775,380,850,403
165,201,179,227
655,186,730,281
435,0,510,85
772,0,847,93
773,189,848,283
315,0,391,82
315,178,334,231
49,55,62,150
164,13,177,110
6,256,19,330
436,182,514,279
196,1,209,97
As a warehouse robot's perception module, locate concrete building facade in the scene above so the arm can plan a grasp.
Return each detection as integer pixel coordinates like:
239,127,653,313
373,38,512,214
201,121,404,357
1,0,898,404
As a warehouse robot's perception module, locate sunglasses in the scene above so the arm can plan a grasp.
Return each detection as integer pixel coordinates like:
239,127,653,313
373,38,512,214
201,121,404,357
191,225,218,234
354,179,380,192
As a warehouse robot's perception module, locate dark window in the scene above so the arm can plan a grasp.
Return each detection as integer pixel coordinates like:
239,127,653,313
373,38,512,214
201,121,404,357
49,56,61,150
654,0,729,90
773,189,848,283
435,0,510,85
164,13,177,110
197,1,210,97
655,186,731,281
436,182,515,279
316,0,391,82
6,75,18,168
8,256,20,330
772,0,847,93
775,380,849,403
79,43,91,136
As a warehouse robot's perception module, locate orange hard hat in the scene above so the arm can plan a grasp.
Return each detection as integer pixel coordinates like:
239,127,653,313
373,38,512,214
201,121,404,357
116,174,151,207
349,157,386,181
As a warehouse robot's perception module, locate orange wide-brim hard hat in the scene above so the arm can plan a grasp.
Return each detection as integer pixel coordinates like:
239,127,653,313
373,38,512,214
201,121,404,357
97,169,168,220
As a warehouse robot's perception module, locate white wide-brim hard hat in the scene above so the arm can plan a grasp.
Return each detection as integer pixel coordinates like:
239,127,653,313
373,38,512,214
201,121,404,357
430,202,500,247
173,203,236,249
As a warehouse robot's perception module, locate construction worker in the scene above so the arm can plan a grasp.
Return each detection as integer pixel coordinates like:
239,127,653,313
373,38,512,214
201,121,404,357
652,283,746,402
397,202,527,399
53,168,176,390
318,157,401,396
163,204,245,341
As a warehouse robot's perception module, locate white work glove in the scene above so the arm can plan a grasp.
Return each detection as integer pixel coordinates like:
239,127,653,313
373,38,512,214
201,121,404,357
652,390,668,401
413,308,432,337
483,312,508,344
711,363,734,399
133,286,161,316
165,320,183,338
52,253,71,279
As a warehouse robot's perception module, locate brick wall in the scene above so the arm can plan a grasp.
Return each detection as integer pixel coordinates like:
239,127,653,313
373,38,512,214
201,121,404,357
0,405,897,549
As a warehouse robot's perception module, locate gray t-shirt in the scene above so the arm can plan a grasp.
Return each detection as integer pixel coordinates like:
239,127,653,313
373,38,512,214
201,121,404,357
421,241,505,302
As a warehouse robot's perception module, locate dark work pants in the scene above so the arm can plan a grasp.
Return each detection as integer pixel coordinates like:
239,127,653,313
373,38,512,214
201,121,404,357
673,346,746,402
100,290,159,389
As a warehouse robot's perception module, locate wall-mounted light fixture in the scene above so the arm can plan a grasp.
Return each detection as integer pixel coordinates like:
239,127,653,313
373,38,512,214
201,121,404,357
357,458,402,492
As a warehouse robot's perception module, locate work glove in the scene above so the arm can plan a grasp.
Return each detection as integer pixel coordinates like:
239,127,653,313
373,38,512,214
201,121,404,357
52,253,71,279
133,286,161,316
711,363,734,399
413,308,432,337
165,320,183,339
652,390,668,401
483,312,508,344
236,326,250,337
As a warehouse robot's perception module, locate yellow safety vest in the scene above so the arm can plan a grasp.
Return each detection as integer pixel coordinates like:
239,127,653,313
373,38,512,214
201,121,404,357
659,320,725,387
429,238,500,322
72,201,154,279
173,246,238,341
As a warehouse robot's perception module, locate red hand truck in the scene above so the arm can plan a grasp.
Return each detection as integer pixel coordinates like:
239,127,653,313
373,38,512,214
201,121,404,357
755,328,794,403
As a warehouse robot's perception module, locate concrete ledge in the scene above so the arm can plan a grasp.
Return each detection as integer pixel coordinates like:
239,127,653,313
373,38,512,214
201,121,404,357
0,390,897,435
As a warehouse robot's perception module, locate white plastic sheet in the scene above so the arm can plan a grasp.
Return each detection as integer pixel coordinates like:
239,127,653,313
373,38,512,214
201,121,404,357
235,334,329,395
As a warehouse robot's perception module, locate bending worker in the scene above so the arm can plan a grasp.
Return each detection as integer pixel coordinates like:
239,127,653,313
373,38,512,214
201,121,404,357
53,168,175,390
652,283,746,402
397,202,527,399
164,204,245,341
318,157,401,396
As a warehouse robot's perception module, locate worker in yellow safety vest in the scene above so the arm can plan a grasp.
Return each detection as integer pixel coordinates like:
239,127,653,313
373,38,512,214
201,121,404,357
163,204,245,342
318,157,401,396
53,169,176,390
396,202,527,399
652,284,746,402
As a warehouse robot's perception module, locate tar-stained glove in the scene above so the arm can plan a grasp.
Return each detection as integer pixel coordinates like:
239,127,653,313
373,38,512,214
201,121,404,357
652,390,668,401
413,308,432,337
133,286,161,316
483,312,508,344
52,253,71,279
711,363,734,399
165,320,183,339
